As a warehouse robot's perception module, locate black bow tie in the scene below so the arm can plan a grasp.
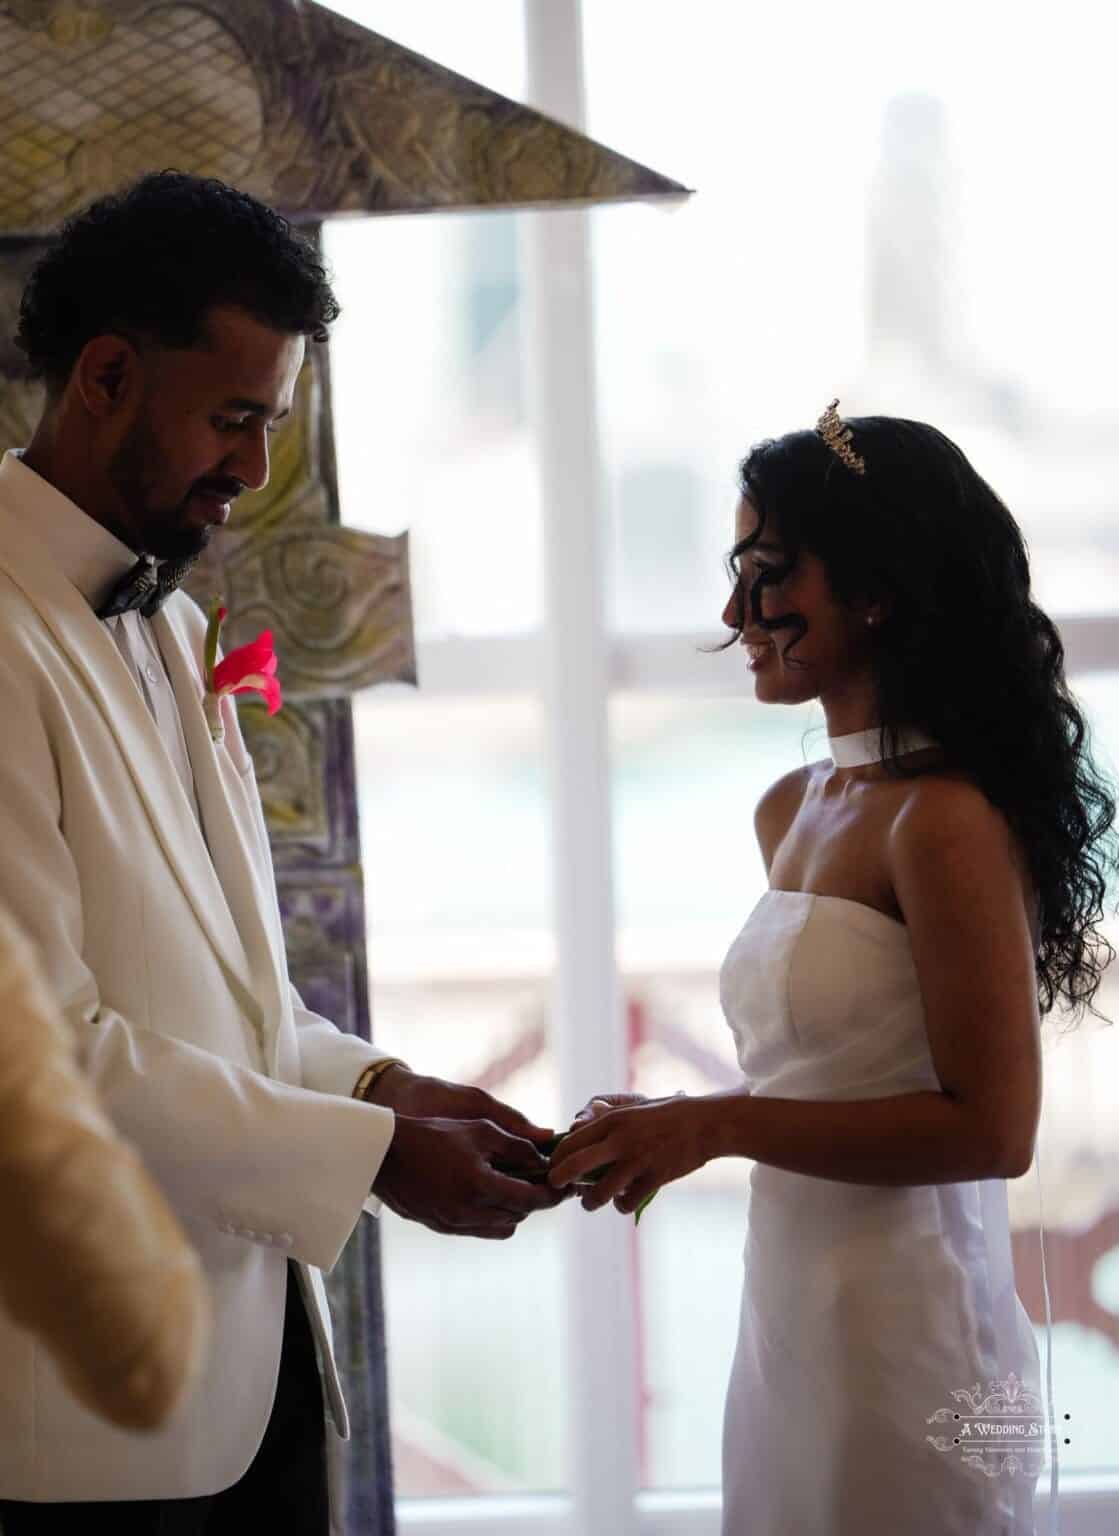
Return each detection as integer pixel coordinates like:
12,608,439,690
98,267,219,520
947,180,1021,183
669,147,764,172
96,553,198,620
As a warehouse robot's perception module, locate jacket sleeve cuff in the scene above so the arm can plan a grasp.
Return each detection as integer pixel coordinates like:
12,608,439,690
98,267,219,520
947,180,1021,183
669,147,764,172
215,1088,395,1272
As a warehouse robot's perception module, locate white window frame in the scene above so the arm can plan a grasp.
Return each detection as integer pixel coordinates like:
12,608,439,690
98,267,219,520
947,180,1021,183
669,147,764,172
391,2,1119,1529
396,1482,1118,1535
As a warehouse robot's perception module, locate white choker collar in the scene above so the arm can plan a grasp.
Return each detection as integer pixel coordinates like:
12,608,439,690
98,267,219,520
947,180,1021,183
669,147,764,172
827,726,940,768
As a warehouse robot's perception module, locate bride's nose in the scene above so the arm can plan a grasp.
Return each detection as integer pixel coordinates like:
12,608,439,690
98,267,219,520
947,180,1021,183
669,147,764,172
722,584,744,631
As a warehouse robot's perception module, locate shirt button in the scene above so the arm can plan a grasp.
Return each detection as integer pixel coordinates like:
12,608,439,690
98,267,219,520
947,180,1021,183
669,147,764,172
144,663,159,685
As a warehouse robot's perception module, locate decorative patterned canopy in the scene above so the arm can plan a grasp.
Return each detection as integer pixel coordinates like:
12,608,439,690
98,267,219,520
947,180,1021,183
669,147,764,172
0,0,688,235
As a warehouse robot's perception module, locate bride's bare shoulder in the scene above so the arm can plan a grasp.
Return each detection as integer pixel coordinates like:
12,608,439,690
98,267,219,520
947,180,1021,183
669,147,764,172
753,763,815,849
887,772,1041,949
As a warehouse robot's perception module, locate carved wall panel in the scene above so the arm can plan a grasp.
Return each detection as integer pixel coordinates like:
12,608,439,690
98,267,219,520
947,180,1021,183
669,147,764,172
192,298,404,1534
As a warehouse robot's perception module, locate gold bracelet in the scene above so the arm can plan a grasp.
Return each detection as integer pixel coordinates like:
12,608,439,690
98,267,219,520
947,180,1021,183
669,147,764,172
353,1057,409,1103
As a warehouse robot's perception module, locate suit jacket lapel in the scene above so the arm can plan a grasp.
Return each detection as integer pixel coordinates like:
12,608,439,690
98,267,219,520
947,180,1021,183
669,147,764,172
0,499,260,1024
154,602,288,1067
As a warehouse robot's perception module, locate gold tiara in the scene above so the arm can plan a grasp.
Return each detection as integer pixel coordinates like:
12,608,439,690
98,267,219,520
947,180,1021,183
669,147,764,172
815,398,866,476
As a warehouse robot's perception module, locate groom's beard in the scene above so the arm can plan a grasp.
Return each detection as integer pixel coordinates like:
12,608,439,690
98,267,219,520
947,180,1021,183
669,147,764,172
106,417,216,563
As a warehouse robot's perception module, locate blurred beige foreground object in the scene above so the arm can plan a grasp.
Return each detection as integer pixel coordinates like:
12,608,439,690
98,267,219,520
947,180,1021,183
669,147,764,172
0,908,210,1430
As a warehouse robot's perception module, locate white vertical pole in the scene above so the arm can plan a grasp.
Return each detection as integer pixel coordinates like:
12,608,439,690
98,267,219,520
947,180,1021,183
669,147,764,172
521,4,641,1534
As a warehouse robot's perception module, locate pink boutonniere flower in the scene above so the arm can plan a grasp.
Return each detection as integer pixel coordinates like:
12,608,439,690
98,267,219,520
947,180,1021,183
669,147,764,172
202,597,282,743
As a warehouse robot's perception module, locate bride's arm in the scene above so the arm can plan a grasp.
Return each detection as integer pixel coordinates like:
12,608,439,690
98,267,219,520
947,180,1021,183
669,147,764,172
549,1083,1013,1216
550,782,1040,1212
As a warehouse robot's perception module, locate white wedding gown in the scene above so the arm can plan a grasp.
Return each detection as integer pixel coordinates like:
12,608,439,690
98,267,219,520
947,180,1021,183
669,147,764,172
719,889,1056,1534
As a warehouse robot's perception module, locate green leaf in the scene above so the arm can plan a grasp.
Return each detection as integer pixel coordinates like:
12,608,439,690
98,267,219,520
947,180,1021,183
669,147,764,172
633,1190,658,1225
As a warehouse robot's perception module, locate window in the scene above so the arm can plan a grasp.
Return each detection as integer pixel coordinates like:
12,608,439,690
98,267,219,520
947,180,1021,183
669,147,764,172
323,1,1119,1528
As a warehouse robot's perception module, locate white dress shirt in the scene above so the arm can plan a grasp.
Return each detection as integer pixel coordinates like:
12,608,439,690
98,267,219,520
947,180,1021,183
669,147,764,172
9,448,203,826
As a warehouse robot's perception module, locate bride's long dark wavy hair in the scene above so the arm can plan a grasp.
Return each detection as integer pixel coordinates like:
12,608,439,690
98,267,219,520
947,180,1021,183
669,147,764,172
724,415,1119,1030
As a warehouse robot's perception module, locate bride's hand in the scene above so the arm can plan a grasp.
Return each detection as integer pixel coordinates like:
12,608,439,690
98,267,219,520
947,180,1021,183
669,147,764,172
570,1092,650,1128
547,1093,713,1215
541,1097,652,1191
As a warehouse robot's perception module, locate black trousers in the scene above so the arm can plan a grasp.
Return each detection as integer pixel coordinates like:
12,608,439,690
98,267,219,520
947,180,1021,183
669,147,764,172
0,1262,329,1536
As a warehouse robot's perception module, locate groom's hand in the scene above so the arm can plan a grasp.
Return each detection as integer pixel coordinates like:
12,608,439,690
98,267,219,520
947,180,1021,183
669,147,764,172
371,1115,564,1238
368,1066,555,1147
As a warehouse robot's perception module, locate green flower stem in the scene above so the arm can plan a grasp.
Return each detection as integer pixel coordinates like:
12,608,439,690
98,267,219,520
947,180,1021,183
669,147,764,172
203,596,225,688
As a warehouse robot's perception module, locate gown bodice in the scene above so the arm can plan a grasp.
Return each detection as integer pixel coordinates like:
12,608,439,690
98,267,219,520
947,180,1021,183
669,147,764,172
722,888,942,1101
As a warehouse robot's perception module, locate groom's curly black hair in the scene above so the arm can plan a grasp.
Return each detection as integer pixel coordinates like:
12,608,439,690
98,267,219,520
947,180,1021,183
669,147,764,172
13,169,340,398
722,417,1119,1033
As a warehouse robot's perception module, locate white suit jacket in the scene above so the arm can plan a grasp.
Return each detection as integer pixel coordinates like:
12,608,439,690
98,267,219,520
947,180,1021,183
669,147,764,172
0,453,396,1501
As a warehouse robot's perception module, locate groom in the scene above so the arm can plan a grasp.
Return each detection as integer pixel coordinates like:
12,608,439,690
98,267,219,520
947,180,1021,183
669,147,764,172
0,171,560,1533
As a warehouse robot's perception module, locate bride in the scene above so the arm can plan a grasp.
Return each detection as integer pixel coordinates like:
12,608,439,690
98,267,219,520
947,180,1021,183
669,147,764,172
549,402,1118,1534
